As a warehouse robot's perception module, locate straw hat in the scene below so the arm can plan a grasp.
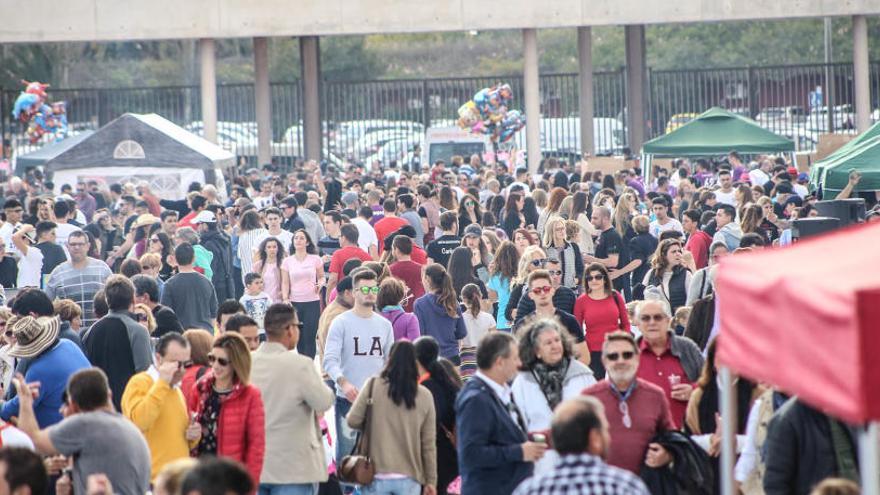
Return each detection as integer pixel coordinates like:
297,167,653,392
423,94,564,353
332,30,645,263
133,214,159,229
8,315,60,358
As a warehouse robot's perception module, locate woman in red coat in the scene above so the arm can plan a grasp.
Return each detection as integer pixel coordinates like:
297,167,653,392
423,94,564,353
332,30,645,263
188,332,265,484
572,262,630,380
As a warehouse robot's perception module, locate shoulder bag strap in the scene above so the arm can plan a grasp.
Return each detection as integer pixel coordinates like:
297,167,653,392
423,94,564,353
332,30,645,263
353,377,376,456
612,291,626,330
390,312,405,327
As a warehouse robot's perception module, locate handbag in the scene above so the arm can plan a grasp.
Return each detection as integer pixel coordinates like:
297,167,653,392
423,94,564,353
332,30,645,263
338,378,376,485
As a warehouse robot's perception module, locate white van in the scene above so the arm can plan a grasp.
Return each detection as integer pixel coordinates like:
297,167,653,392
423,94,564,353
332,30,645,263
425,127,490,166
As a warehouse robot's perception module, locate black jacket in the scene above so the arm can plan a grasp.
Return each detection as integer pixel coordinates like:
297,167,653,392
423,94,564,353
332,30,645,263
640,430,714,495
422,376,459,493
200,229,235,303
764,398,859,495
513,285,577,320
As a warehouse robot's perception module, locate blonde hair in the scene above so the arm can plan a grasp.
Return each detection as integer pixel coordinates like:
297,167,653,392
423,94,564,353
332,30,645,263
53,299,82,323
154,458,197,495
614,193,635,237
0,307,13,323
514,245,546,285
541,216,567,247
139,252,162,271
134,303,157,334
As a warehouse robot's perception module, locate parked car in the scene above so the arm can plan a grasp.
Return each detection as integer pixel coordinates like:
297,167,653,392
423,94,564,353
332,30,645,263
756,106,807,129
805,105,855,132
664,113,699,134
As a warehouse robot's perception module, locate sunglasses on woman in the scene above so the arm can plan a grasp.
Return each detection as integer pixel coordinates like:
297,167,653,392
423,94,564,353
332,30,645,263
640,313,667,322
530,258,548,267
358,286,380,295
135,313,148,322
531,286,552,295
587,274,605,281
208,355,230,366
605,351,635,361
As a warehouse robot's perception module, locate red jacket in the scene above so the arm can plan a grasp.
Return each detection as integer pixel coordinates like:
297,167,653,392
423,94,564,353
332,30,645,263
685,230,713,270
189,372,266,484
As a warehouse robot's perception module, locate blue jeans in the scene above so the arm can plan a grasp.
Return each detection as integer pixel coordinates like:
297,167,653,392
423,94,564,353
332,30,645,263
335,396,357,462
258,483,318,495
361,478,421,495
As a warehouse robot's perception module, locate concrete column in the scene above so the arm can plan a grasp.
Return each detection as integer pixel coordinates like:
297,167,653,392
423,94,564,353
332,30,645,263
624,25,647,153
523,28,541,174
853,15,871,133
199,38,218,144
577,26,595,158
253,37,272,166
300,36,322,161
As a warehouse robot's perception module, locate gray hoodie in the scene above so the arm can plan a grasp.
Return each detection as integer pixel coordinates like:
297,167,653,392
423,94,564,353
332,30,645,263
713,222,742,252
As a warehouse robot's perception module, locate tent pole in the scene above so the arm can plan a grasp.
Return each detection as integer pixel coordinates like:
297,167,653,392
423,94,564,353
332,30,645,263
719,366,736,495
860,422,879,495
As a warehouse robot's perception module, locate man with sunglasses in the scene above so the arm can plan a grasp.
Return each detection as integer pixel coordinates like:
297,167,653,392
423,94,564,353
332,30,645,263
121,333,200,479
0,199,24,260
633,300,703,429
323,269,393,463
514,270,588,366
582,331,674,474
252,303,334,494
513,258,577,320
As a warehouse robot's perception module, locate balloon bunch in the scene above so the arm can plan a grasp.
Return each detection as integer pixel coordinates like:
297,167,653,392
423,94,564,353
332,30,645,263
457,83,525,143
11,80,68,144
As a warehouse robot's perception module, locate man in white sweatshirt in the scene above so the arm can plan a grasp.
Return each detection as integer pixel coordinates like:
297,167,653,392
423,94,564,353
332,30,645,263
322,269,393,462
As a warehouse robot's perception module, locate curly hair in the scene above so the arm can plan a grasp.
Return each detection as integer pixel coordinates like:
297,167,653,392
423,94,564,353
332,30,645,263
516,318,575,370
650,238,684,275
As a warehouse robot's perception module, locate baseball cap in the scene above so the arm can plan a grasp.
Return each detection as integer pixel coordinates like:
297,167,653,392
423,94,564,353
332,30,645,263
341,191,359,206
463,224,483,238
797,172,809,183
192,210,217,224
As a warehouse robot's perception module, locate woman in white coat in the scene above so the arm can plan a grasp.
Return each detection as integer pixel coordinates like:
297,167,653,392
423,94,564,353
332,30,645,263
511,318,596,474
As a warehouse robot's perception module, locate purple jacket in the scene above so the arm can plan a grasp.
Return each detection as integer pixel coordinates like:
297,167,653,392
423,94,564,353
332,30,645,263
380,307,420,342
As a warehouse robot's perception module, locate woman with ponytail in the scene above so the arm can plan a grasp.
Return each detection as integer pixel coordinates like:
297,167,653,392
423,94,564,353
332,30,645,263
415,336,462,495
414,264,468,365
458,283,496,379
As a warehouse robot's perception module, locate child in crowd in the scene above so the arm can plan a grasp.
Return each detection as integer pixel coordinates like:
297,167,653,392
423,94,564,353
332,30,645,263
459,283,496,380
673,306,691,336
239,272,271,334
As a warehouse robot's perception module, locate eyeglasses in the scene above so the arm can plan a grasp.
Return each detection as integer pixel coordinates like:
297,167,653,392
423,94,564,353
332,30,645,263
640,313,667,322
3,330,12,338
619,400,632,429
605,351,635,362
150,237,160,242
530,258,548,267
531,286,552,295
358,286,380,295
465,201,475,207
547,270,563,276
587,274,605,282
134,313,148,323
207,355,230,366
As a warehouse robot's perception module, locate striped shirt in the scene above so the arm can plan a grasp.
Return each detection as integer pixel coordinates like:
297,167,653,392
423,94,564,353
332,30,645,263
237,228,268,282
46,258,113,328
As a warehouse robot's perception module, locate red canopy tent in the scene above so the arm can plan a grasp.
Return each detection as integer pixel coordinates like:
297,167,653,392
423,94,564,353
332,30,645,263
715,221,880,424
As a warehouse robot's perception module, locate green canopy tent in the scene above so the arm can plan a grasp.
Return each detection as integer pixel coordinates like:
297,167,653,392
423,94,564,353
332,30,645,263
809,134,880,196
809,121,880,195
640,107,795,184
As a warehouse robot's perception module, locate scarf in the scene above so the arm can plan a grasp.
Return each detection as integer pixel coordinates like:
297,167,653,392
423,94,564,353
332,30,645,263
531,357,570,410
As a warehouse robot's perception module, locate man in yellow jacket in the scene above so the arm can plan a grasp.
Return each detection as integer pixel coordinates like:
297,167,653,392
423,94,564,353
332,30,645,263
122,333,201,479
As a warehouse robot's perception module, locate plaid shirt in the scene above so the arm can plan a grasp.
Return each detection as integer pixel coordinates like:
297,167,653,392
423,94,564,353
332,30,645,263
45,258,113,328
512,453,649,495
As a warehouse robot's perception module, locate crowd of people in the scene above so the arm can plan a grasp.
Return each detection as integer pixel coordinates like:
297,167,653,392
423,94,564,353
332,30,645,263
0,152,872,495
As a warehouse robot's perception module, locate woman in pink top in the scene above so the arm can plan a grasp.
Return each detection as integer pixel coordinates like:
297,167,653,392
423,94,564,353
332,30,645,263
253,237,284,303
281,229,324,358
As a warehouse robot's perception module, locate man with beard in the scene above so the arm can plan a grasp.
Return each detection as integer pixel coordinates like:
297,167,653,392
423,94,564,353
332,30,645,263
581,331,675,474
512,395,649,494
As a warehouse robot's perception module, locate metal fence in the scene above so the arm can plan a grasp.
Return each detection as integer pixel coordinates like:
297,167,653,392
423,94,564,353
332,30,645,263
3,61,880,170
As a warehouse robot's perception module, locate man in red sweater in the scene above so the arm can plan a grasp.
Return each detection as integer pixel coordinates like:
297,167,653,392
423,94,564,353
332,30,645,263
682,209,712,270
388,236,425,312
582,331,674,474
328,224,371,293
